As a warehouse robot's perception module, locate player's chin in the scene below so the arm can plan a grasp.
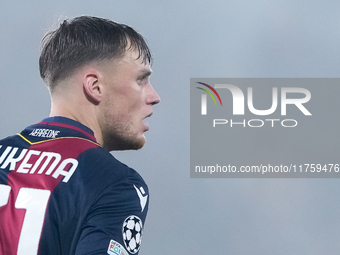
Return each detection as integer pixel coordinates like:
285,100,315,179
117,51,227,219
131,136,146,150
127,131,146,150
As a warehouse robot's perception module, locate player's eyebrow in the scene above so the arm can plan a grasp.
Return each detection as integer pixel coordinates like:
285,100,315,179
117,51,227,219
138,68,152,77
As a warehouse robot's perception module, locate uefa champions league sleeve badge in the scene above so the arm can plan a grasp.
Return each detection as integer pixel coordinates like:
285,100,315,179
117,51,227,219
122,215,143,254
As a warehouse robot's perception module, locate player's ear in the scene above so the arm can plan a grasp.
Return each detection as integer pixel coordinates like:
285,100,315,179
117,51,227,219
82,69,102,104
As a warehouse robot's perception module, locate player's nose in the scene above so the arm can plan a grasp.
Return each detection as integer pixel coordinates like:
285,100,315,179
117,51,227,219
147,83,160,105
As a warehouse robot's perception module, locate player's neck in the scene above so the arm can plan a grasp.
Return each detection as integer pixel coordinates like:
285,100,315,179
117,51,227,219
49,98,104,146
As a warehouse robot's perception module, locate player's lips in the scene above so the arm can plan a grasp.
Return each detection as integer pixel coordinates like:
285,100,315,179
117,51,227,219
145,112,153,119
143,112,153,131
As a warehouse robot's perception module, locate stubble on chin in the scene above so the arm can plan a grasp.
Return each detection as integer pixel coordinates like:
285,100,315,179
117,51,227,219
101,122,145,151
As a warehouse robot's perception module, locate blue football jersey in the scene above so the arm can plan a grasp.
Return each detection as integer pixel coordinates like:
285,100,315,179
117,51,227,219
0,116,149,255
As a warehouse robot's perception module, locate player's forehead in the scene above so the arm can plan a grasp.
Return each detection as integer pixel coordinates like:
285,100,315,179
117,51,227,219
118,49,152,74
93,49,151,81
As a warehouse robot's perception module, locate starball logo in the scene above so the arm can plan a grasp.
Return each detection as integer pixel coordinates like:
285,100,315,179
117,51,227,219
196,82,312,128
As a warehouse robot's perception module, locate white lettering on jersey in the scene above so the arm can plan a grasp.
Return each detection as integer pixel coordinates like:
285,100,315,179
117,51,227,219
52,158,78,183
1,148,27,170
17,150,41,173
0,146,12,165
31,152,61,175
29,129,60,138
0,146,78,183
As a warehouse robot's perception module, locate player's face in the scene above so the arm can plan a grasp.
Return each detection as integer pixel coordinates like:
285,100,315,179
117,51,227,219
98,49,160,151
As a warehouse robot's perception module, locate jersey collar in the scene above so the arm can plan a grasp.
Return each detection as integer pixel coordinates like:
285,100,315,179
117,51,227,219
38,116,97,142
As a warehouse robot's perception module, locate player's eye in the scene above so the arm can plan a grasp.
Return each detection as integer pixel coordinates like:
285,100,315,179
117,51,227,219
137,76,148,86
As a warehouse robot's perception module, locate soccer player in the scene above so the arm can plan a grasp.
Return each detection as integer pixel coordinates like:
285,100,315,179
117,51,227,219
0,16,160,255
